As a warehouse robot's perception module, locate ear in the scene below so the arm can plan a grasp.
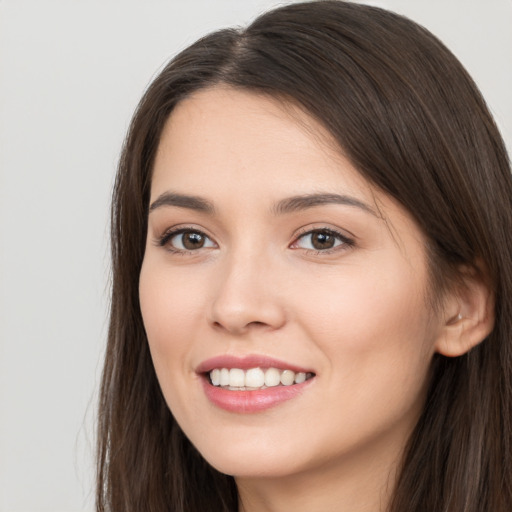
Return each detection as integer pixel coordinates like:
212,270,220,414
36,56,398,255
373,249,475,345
434,264,495,357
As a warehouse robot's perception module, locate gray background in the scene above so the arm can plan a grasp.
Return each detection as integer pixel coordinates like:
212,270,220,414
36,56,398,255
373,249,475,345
1,1,510,510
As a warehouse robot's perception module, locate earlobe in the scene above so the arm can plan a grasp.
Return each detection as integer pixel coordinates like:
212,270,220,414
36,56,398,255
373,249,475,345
434,265,495,358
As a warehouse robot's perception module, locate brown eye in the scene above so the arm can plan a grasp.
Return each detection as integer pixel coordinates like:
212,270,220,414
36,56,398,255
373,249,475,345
182,231,205,250
310,231,336,250
293,229,351,252
165,229,216,251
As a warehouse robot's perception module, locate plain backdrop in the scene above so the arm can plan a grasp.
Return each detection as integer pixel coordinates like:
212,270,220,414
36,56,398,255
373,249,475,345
0,1,510,511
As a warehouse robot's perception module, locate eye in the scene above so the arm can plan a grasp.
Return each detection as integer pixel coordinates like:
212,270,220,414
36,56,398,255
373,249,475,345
292,228,352,252
160,228,216,252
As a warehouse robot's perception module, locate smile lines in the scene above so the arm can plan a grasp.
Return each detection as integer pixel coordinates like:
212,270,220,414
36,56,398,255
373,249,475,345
209,367,314,390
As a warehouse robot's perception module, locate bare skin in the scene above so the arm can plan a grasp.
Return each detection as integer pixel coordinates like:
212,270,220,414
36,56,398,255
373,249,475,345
139,87,493,512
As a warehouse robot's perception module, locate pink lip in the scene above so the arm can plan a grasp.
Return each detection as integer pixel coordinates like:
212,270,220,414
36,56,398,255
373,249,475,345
201,378,313,413
196,354,315,413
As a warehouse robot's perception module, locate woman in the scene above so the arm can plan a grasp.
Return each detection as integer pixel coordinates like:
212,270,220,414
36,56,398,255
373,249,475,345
96,1,512,511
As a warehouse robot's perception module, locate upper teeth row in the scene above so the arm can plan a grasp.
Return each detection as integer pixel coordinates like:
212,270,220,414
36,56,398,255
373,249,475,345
209,367,309,389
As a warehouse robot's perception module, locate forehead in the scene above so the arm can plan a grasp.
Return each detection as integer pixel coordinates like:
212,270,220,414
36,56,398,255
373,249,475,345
151,86,374,203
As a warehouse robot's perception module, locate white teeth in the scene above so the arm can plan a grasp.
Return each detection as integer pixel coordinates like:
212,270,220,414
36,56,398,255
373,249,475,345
209,367,313,389
220,368,230,386
264,367,281,387
229,368,245,387
294,372,306,384
245,367,265,388
210,368,221,386
280,369,295,386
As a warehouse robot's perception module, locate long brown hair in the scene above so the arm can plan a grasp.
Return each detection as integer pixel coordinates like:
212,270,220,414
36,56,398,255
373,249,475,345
97,2,512,510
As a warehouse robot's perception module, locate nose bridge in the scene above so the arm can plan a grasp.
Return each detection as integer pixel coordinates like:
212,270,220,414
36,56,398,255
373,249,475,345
208,240,285,334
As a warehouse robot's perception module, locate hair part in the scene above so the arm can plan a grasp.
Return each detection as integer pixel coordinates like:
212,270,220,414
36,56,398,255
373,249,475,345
97,2,512,511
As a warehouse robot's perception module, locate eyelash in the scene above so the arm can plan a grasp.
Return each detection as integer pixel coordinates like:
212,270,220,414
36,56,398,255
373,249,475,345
291,227,354,254
155,226,354,255
156,226,215,254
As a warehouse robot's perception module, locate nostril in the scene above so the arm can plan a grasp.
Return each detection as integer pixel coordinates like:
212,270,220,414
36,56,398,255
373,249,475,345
212,319,267,332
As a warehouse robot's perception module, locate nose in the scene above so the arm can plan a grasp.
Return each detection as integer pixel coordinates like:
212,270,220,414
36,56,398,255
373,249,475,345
207,249,287,336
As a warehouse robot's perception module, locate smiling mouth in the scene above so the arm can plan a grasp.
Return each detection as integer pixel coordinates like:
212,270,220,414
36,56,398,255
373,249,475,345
208,367,316,391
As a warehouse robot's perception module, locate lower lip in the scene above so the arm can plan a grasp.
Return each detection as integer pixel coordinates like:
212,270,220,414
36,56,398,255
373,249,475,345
201,377,313,413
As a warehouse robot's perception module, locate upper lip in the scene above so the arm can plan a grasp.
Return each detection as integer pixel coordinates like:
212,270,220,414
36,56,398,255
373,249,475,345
196,354,314,374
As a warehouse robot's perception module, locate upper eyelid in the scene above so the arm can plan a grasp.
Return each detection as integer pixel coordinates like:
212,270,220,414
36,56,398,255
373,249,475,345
155,225,216,248
158,224,214,238
296,229,349,240
293,224,356,240
290,226,355,251
154,224,355,249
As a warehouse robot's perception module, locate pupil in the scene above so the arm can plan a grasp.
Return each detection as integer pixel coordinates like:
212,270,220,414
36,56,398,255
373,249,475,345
312,232,334,250
183,232,204,250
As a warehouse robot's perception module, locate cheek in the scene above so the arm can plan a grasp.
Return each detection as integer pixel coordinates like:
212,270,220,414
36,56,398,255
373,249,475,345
301,260,428,332
295,259,435,392
139,260,204,369
139,259,209,424
291,267,436,454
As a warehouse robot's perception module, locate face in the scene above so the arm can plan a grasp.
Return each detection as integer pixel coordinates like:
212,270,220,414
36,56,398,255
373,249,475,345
139,87,445,481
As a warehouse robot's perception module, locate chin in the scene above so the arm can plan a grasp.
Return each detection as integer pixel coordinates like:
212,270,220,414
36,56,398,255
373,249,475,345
193,436,308,479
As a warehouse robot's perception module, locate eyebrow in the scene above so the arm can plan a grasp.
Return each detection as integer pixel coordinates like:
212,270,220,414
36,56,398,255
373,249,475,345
148,191,377,217
273,193,378,216
149,192,215,214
